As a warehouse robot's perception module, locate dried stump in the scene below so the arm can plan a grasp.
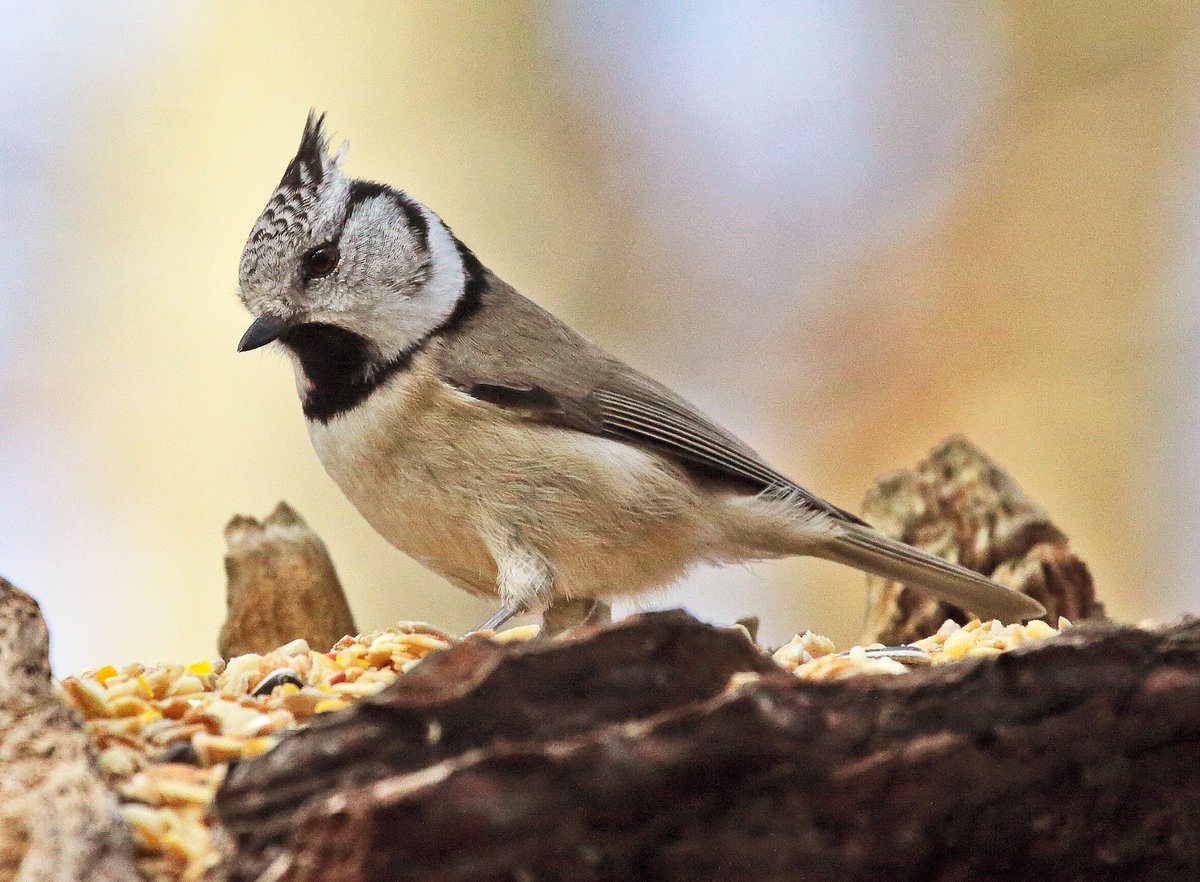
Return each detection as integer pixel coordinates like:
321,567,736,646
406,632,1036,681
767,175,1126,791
220,502,357,658
861,435,1103,644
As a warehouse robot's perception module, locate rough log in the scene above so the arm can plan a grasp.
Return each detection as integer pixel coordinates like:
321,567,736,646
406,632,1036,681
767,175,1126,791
216,609,1200,882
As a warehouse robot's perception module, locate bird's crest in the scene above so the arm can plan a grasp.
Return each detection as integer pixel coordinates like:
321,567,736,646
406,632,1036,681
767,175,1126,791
279,111,342,190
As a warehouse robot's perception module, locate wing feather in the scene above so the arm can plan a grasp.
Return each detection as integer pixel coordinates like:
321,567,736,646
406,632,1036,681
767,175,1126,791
434,275,867,526
592,389,865,523
594,390,784,488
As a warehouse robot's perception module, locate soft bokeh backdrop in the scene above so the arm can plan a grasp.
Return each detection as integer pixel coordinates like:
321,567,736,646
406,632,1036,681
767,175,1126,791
2,1,1198,672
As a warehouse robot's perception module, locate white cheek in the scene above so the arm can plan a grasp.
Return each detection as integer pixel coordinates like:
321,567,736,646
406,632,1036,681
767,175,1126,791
413,204,466,320
343,204,466,360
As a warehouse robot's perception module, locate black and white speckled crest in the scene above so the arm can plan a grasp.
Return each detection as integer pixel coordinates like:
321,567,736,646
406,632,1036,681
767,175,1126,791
237,112,352,301
281,111,331,190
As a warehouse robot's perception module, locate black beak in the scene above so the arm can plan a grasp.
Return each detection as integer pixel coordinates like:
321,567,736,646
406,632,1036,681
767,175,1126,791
237,314,293,352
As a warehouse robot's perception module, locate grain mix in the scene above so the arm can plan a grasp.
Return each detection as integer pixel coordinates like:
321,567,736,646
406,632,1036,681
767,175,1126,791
60,617,1065,881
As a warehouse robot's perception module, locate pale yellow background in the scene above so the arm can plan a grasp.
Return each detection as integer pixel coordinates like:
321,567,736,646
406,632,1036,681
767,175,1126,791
2,2,1198,672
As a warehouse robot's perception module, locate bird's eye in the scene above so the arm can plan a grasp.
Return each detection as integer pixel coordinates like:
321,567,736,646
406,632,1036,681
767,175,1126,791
303,243,339,279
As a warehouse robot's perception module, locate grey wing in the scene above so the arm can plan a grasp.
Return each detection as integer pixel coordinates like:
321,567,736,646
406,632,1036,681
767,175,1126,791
588,381,868,525
437,280,866,525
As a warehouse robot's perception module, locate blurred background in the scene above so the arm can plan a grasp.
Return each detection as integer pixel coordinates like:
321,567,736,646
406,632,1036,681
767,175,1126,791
1,1,1198,672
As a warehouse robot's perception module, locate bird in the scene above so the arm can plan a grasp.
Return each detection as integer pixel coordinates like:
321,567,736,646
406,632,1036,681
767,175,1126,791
235,113,1045,632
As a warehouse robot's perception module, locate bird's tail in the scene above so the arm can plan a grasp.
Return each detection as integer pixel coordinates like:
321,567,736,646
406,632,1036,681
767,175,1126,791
813,522,1045,624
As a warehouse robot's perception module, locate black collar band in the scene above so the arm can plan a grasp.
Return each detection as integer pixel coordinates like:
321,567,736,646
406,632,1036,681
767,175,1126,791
282,323,406,424
287,237,486,424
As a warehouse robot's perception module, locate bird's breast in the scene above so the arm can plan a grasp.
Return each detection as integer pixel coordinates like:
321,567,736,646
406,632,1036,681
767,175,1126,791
304,369,500,590
302,364,727,600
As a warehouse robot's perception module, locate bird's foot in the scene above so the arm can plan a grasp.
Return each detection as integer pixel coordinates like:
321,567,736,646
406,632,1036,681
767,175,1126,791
474,603,524,633
837,645,932,667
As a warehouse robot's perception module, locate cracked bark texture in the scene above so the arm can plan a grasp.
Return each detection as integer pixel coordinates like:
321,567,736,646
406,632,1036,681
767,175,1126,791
861,436,1103,645
219,502,357,658
0,577,136,882
216,609,1200,882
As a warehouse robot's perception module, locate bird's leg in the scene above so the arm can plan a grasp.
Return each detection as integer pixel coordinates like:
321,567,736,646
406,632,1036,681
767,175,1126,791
475,603,522,632
474,538,554,633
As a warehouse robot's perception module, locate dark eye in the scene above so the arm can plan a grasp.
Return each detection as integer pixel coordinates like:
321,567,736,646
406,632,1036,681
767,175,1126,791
303,243,339,279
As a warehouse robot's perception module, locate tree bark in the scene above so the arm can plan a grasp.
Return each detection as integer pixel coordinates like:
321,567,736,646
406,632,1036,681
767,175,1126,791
215,609,1200,882
0,577,136,882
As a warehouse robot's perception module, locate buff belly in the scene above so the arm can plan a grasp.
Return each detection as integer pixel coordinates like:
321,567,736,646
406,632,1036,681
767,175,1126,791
304,371,728,604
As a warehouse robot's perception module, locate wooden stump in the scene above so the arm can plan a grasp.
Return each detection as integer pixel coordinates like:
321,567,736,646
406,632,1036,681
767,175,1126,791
861,436,1103,645
219,502,357,658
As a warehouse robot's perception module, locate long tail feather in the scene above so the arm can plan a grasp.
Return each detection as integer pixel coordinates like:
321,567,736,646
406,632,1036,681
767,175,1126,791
816,523,1046,623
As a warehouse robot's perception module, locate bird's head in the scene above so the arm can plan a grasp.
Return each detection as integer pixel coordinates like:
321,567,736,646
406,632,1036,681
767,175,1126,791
236,113,470,373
